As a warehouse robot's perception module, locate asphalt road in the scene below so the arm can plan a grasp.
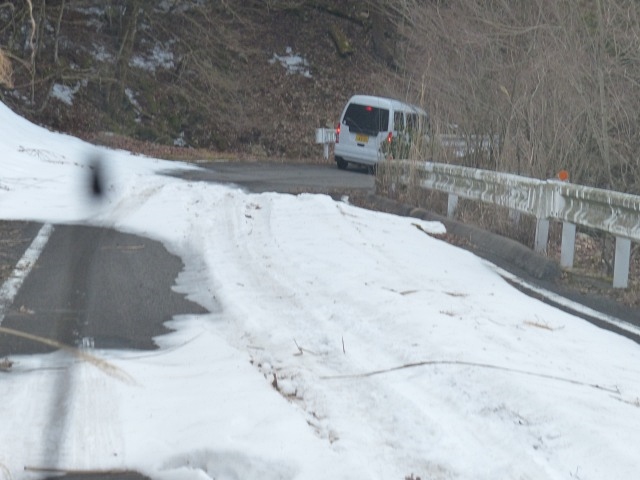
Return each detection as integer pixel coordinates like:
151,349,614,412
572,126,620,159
166,160,375,194
0,223,206,356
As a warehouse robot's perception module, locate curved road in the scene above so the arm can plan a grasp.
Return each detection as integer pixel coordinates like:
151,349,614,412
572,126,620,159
0,162,373,357
1,161,638,359
167,160,375,194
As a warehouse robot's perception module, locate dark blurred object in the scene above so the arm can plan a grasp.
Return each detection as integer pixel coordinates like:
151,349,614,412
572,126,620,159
90,156,104,198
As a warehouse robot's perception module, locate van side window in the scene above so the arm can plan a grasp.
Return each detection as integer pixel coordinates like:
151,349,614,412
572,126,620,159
343,104,389,135
406,113,429,134
394,112,404,131
406,114,418,131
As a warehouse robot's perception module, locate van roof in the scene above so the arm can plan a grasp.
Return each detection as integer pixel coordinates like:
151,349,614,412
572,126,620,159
347,94,427,116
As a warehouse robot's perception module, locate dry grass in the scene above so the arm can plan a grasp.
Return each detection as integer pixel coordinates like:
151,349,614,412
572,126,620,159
80,132,238,162
523,320,561,331
549,231,640,308
82,131,336,165
0,48,13,88
454,200,538,248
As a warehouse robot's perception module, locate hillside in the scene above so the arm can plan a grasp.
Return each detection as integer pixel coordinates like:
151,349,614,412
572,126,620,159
4,1,640,192
0,1,406,159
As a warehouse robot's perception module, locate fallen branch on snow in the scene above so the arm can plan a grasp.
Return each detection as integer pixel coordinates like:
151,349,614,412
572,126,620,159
321,359,620,394
0,326,134,384
293,338,317,356
24,466,135,475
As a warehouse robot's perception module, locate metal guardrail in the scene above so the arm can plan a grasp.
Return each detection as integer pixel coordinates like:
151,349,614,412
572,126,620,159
312,126,638,287
552,182,640,239
397,161,640,288
315,128,336,160
438,133,496,158
315,130,492,160
418,162,546,218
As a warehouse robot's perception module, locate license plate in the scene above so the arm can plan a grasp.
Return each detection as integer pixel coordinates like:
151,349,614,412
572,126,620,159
355,133,369,143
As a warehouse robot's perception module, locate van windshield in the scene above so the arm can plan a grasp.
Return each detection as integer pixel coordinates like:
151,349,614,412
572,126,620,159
343,104,389,136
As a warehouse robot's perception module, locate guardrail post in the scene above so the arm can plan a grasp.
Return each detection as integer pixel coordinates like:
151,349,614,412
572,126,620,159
613,237,631,288
534,218,550,254
533,182,552,254
560,222,576,268
447,194,458,218
315,128,335,160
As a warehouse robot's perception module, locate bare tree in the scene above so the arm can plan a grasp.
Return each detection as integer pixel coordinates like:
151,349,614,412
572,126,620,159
53,0,65,65
25,0,37,101
393,0,640,193
105,0,142,114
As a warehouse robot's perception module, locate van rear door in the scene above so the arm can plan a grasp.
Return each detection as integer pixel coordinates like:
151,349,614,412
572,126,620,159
343,103,389,145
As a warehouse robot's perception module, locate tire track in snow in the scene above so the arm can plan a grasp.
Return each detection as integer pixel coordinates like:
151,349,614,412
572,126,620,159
207,194,456,475
59,360,125,469
206,192,592,478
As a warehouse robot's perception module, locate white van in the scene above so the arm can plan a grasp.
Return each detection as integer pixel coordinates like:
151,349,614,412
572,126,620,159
334,94,428,170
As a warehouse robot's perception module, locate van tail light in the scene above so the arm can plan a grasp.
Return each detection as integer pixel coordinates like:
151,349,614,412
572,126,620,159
335,123,341,144
386,132,393,143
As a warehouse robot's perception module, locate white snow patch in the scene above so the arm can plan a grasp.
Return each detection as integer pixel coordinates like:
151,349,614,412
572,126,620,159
93,43,114,62
174,132,187,147
130,43,175,72
269,46,312,78
50,82,85,106
125,88,141,110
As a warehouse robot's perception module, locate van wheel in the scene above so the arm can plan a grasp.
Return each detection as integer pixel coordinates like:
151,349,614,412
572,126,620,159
368,164,378,175
336,157,348,170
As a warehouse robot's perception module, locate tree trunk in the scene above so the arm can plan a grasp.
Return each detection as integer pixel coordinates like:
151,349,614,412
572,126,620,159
107,0,142,114
53,0,66,65
595,0,613,188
